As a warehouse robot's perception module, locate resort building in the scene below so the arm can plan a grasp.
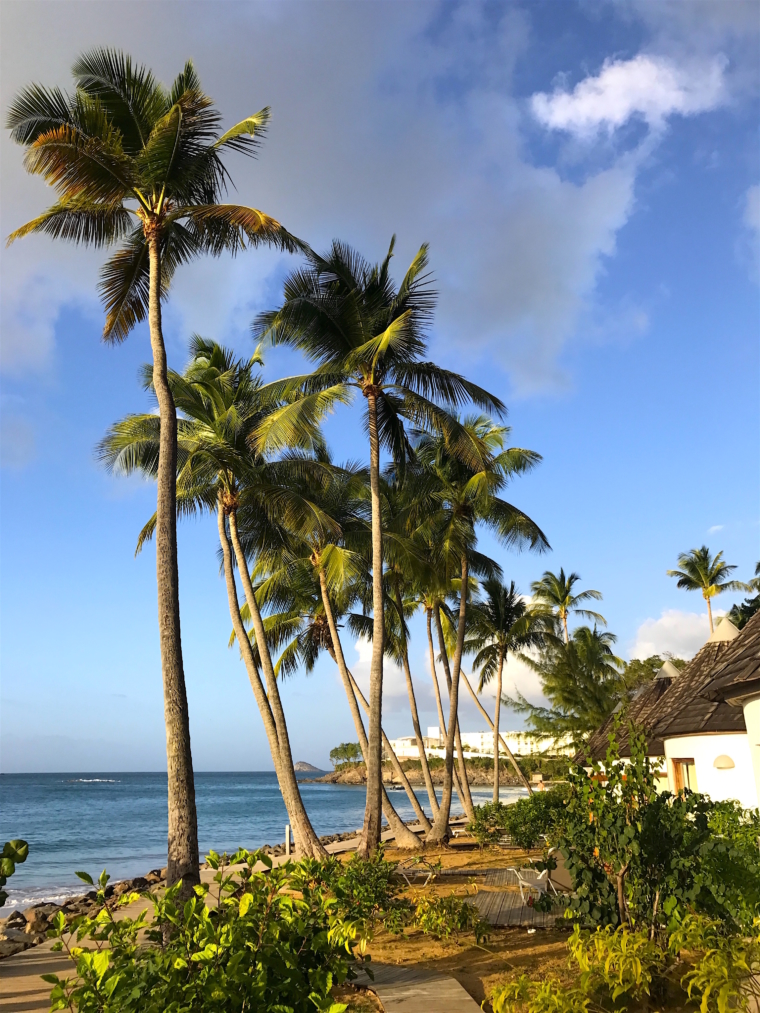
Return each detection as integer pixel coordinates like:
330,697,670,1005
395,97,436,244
581,613,760,810
386,726,574,760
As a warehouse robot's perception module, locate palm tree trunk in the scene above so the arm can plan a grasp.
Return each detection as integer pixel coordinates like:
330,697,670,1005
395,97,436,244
427,555,470,843
460,672,533,794
562,612,569,644
359,390,385,857
434,606,475,821
706,595,714,633
318,571,422,849
493,651,504,804
347,670,432,833
227,510,326,858
425,609,468,810
146,234,198,896
393,579,439,816
218,502,324,857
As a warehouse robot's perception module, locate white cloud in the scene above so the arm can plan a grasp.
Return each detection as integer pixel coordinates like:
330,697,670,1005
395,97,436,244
531,54,727,139
629,608,721,660
708,524,724,534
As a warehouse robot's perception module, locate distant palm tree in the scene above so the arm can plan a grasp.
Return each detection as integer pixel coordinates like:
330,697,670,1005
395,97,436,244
255,238,504,855
7,50,299,891
464,580,546,802
667,547,746,633
530,569,605,644
100,339,339,857
507,626,623,751
414,416,549,842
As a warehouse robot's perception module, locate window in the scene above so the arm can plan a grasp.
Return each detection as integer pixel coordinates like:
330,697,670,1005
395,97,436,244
672,758,697,793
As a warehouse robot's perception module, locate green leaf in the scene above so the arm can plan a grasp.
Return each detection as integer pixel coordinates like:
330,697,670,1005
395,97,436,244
75,870,94,885
239,893,253,917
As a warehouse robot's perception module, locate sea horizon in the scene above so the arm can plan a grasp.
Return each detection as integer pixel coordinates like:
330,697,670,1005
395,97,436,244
0,771,527,910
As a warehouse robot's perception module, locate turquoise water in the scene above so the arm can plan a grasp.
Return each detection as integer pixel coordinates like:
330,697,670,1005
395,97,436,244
0,772,526,909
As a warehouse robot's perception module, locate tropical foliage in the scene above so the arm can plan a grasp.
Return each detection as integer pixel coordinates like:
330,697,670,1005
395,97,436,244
0,840,28,907
329,743,362,767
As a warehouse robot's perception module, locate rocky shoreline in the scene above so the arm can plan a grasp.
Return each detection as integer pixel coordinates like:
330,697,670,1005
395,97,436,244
306,762,527,787
0,827,381,959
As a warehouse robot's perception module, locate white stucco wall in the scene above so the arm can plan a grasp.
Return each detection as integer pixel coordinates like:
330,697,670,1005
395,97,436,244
663,733,757,809
741,697,760,807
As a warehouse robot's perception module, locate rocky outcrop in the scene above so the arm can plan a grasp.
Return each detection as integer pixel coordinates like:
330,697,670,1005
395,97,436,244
293,761,323,772
306,762,526,787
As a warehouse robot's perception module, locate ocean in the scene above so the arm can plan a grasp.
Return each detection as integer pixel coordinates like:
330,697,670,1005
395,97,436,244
0,772,527,910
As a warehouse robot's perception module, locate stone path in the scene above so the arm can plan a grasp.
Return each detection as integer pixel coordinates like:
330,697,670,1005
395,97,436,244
355,962,481,1012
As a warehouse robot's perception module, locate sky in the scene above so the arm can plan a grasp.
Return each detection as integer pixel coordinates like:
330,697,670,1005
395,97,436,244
0,0,758,773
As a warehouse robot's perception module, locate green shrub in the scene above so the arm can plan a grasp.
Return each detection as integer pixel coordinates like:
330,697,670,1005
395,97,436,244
492,916,760,1013
558,724,760,933
43,851,361,1013
0,839,28,907
412,894,489,943
468,787,568,850
330,846,401,927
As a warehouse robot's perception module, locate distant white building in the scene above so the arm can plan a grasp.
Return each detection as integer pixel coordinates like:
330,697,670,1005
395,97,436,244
385,726,574,760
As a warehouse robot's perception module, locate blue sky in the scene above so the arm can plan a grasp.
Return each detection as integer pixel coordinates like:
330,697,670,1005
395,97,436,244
1,0,758,773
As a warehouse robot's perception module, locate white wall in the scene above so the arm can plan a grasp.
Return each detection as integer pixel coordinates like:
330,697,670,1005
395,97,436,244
663,733,757,809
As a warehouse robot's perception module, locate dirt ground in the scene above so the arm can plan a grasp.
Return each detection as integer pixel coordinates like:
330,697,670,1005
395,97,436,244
332,838,575,1012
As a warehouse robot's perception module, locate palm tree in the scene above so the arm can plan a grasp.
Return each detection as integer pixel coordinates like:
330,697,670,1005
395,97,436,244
667,546,746,633
464,580,546,801
255,239,504,855
414,416,549,842
530,569,605,644
506,626,623,750
99,339,340,857
7,50,299,890
240,461,426,846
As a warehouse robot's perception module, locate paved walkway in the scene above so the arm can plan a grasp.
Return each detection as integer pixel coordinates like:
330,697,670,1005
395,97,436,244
356,962,481,1012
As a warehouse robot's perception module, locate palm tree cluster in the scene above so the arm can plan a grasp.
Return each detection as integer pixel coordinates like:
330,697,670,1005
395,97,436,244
7,48,552,873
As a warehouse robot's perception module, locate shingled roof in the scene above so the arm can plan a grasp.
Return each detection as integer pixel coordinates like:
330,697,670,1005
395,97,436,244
649,618,744,740
704,610,760,704
576,663,680,763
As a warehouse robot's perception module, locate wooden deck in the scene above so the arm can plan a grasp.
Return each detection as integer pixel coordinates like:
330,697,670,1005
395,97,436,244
470,889,557,928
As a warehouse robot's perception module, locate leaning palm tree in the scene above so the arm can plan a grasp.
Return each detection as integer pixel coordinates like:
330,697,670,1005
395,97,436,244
667,546,746,633
100,339,341,857
530,569,605,644
255,238,504,855
464,580,546,802
415,416,549,842
7,50,299,890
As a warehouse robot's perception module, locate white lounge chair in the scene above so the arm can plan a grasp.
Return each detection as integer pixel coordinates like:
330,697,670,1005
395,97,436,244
507,866,558,903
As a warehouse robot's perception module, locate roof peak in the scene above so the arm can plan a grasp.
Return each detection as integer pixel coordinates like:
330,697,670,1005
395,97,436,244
658,659,682,679
707,616,740,644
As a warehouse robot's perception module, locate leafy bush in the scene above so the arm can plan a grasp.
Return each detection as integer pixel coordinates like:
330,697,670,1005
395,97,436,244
558,723,760,932
468,787,568,850
492,917,760,1013
411,893,489,943
330,846,401,927
0,839,28,907
43,851,362,1013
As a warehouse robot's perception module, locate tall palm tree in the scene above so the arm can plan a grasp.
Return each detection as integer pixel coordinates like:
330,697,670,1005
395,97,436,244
255,239,504,854
7,50,299,890
100,339,341,857
464,580,546,802
414,416,549,842
530,569,605,644
667,546,746,633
